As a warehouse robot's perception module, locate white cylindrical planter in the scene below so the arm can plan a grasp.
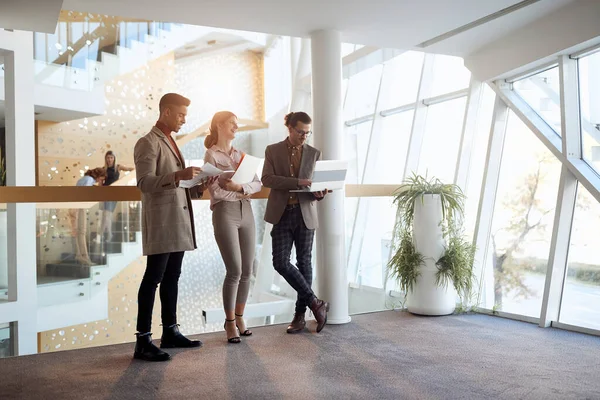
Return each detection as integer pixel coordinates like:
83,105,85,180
406,194,457,315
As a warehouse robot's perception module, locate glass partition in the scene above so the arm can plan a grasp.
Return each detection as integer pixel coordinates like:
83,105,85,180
0,322,14,358
37,201,141,286
0,205,7,303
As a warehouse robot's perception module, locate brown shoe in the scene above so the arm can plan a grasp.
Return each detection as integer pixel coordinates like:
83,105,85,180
286,313,306,334
309,298,330,333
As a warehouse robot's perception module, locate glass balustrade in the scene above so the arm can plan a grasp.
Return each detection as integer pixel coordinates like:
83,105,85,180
0,205,7,303
0,322,14,358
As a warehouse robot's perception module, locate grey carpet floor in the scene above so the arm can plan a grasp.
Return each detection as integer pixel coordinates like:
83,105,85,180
2,311,600,400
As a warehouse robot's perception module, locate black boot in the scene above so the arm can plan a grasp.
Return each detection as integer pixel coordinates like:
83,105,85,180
133,333,171,362
160,324,202,349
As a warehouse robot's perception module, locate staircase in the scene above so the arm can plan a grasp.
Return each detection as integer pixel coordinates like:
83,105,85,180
29,21,215,92
36,202,143,332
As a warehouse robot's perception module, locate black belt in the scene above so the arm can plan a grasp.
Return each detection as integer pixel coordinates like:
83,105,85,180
285,203,300,210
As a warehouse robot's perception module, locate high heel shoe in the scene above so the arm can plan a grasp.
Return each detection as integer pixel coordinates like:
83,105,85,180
235,314,252,336
224,319,241,344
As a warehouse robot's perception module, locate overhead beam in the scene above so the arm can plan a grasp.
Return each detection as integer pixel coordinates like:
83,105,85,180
465,0,600,82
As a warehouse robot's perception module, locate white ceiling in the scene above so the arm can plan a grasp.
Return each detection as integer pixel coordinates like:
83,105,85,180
61,0,537,55
0,0,63,34
425,0,575,56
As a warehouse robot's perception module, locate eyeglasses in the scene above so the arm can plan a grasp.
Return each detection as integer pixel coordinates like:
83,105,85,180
293,127,312,137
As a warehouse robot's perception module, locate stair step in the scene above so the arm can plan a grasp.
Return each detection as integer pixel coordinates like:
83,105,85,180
46,263,92,279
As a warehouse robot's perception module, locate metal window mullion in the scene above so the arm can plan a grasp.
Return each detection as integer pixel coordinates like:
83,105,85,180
539,55,581,327
454,77,484,189
539,166,577,327
472,97,509,307
491,81,600,205
403,53,435,178
422,88,469,106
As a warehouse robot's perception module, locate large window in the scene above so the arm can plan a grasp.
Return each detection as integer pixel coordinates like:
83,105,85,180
578,51,600,175
369,111,413,184
354,197,397,288
513,66,562,136
559,184,600,330
344,121,373,185
430,54,471,97
417,97,467,183
344,65,383,120
463,85,496,241
481,112,561,317
379,51,424,109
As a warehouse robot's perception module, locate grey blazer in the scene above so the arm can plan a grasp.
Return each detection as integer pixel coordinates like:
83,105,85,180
262,140,321,230
134,126,202,256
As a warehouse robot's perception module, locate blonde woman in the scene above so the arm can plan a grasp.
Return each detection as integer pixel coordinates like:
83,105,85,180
72,168,106,265
204,111,261,343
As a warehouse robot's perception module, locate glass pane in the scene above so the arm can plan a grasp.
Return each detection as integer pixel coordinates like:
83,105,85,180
430,54,471,97
379,51,424,109
463,85,496,241
560,184,600,330
0,205,6,303
348,197,398,314
579,51,600,174
344,64,383,120
368,111,413,184
344,121,373,185
342,43,356,57
0,322,14,358
481,111,561,317
513,66,562,136
37,201,142,286
416,97,467,183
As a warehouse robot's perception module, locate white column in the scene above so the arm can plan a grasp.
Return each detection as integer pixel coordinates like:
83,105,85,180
2,30,37,355
311,30,350,324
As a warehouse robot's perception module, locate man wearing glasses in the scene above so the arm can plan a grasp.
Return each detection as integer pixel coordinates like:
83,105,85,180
262,111,330,334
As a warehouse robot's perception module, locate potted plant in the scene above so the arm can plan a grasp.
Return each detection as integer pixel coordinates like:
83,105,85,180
387,174,476,315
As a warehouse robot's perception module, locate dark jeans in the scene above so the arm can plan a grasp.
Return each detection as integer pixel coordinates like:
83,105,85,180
271,206,316,314
136,251,185,334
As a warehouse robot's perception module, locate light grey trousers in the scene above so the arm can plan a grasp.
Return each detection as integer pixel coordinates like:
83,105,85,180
212,200,256,311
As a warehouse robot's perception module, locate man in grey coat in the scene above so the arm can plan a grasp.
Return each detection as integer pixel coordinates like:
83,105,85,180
262,111,330,334
133,93,214,362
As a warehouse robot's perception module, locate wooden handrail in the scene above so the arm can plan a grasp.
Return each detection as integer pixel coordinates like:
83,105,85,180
0,184,400,204
111,119,270,187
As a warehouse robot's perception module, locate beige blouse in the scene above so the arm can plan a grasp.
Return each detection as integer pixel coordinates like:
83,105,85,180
203,145,262,210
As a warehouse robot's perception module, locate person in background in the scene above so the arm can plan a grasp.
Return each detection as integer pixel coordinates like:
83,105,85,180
72,168,106,266
100,151,134,242
261,111,329,334
204,111,262,344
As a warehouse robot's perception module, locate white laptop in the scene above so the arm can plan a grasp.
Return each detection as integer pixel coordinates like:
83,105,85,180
290,160,348,192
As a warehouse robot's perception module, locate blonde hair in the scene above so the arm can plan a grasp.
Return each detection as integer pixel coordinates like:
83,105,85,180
204,111,237,148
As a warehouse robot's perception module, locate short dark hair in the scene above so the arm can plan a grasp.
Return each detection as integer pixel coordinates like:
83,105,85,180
159,93,191,113
284,111,311,128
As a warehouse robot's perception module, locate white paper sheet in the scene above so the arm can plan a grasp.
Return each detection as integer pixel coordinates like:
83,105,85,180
178,163,225,189
231,154,263,185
